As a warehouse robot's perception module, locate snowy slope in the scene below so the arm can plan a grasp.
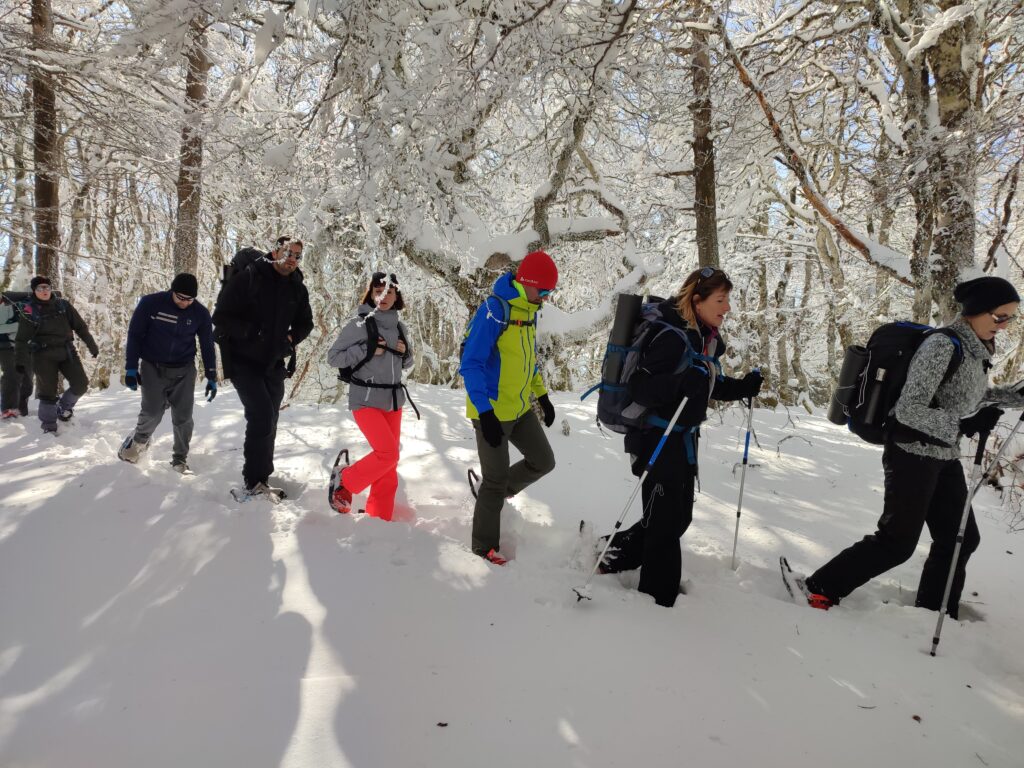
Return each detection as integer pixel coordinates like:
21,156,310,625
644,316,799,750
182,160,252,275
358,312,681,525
1,386,1022,768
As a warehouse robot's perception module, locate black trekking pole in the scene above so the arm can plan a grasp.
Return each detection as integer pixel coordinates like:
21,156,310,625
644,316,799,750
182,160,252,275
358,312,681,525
930,412,1024,656
730,394,756,571
573,395,689,602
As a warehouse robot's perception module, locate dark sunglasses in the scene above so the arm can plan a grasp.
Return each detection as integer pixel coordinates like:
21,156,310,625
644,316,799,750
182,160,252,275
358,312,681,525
991,312,1016,325
173,292,195,303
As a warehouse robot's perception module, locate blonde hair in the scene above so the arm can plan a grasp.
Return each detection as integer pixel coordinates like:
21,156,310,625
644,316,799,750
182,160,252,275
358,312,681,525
674,268,733,327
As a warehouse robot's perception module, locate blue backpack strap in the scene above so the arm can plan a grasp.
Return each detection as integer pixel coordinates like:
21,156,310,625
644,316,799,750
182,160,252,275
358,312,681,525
930,327,964,384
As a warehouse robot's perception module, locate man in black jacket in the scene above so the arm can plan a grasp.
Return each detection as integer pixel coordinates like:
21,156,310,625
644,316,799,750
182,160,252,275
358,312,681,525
15,276,99,433
212,238,313,502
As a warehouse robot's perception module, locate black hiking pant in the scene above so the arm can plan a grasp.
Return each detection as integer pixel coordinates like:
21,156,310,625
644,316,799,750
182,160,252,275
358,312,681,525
0,347,32,414
231,360,286,488
807,442,978,618
601,443,696,608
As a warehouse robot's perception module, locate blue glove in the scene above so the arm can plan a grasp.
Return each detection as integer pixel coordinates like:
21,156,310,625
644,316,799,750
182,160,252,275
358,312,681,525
125,368,139,391
205,378,217,402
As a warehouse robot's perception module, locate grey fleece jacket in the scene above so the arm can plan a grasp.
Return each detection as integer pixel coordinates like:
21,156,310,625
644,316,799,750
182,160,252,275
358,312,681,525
327,304,413,412
893,317,1024,460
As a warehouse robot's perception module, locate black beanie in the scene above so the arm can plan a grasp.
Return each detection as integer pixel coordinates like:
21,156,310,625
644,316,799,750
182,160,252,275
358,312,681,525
953,276,1020,316
170,273,199,298
30,276,51,292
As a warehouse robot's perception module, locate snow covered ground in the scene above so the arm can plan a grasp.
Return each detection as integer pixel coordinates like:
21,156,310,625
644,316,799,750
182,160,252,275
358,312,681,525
1,385,1022,768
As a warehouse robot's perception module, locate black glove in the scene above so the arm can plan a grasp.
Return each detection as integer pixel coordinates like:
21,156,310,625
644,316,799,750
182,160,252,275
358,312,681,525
88,344,99,358
960,405,1003,437
736,370,764,400
678,365,711,398
478,410,504,448
537,394,555,428
15,364,26,375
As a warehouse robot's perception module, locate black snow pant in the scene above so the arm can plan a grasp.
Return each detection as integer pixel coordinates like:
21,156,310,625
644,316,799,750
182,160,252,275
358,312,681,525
231,360,286,489
807,442,978,618
601,438,697,608
0,346,32,414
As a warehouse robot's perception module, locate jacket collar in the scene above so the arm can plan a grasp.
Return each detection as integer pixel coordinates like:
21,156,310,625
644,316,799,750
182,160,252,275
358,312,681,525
949,317,992,361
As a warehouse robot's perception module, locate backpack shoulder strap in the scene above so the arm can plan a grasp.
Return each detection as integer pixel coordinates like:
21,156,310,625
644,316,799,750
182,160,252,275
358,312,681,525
931,328,964,384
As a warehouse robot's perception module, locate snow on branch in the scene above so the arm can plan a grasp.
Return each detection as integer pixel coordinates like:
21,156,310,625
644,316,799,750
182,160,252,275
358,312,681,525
717,17,912,286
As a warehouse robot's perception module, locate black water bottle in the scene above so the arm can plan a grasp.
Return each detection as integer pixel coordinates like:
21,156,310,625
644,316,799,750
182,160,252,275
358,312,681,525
863,368,888,426
827,346,870,425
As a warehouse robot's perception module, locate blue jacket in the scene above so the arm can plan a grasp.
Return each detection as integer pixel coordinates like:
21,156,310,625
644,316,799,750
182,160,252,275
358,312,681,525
125,291,217,376
460,273,547,421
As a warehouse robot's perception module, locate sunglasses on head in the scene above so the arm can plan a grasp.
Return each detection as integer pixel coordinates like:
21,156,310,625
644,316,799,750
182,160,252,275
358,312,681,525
991,312,1016,325
696,266,728,282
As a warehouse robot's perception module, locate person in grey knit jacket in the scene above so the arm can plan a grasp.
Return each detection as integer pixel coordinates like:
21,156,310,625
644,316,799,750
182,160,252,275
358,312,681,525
326,272,414,520
804,276,1023,617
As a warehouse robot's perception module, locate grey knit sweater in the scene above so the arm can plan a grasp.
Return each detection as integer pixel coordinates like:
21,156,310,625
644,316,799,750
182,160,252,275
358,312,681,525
893,317,1024,460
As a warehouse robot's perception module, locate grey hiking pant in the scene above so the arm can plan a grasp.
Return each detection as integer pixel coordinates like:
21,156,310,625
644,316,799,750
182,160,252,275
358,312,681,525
132,360,197,462
471,411,556,556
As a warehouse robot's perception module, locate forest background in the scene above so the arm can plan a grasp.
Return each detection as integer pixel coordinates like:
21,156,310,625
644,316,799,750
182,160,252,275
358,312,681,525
1,0,1022,410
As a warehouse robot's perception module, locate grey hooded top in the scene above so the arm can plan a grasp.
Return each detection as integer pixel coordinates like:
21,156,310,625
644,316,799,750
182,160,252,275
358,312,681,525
327,304,413,412
893,317,1024,460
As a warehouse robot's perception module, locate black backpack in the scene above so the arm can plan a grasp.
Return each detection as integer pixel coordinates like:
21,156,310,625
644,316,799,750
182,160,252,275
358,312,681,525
580,295,717,434
828,322,963,444
337,313,409,384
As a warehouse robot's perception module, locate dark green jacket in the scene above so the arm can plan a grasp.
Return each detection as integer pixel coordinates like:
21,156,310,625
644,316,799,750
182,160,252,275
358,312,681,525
15,297,98,367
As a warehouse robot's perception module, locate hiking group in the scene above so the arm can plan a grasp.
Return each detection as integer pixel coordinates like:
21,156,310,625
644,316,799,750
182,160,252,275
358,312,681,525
2,245,1021,620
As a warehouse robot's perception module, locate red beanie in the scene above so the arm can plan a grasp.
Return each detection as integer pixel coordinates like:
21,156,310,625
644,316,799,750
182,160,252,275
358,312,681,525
515,250,558,291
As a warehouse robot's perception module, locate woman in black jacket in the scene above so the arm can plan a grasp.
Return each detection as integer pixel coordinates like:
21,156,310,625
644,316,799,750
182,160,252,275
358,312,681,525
599,267,764,607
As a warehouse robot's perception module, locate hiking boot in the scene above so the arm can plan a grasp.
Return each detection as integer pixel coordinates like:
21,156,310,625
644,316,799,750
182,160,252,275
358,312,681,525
806,592,833,610
1,409,17,419
249,482,285,504
330,480,353,514
57,406,74,422
802,575,833,610
170,458,190,474
118,435,149,463
483,548,508,566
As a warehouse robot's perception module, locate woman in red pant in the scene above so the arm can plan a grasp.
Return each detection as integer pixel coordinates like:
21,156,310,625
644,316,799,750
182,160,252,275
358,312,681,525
327,273,414,520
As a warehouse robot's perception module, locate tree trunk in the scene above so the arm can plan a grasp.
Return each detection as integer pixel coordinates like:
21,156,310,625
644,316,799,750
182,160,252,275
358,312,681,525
31,0,60,280
172,17,211,276
927,3,979,322
690,7,718,268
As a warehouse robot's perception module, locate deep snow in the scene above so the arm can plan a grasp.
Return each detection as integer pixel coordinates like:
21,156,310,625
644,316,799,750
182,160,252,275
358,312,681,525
1,385,1022,768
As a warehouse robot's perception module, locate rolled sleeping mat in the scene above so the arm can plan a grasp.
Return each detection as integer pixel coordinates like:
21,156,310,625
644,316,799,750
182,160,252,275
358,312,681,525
826,345,870,425
602,293,643,384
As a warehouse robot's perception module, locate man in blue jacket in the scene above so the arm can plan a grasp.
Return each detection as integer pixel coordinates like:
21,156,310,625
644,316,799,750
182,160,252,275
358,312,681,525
118,273,217,473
